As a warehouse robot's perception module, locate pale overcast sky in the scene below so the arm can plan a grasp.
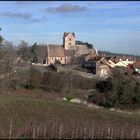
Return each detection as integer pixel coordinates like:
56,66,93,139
0,1,140,55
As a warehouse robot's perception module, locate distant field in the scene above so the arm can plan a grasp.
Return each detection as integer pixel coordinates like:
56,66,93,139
0,90,140,139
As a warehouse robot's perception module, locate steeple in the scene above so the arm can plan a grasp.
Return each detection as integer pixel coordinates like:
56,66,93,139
63,32,75,50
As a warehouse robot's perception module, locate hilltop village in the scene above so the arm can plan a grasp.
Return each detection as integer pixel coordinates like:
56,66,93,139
0,31,140,139
1,1,140,139
24,32,140,79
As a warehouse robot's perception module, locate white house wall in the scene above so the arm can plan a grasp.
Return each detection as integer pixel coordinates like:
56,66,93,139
115,61,135,67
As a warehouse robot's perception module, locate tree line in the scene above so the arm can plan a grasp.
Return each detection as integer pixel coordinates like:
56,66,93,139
0,27,47,64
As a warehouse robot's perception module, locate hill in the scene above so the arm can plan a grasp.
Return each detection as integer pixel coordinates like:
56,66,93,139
0,91,140,139
98,50,140,60
0,55,140,139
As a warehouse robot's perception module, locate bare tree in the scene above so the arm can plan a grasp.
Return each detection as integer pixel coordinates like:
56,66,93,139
0,41,17,74
0,41,17,93
30,42,38,63
33,44,47,64
17,40,32,62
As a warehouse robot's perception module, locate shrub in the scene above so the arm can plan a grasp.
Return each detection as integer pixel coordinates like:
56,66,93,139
96,81,112,93
30,68,42,89
24,83,34,90
65,96,74,101
132,95,140,104
10,79,19,90
91,70,140,109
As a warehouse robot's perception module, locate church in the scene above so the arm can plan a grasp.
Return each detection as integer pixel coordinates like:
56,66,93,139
46,32,76,65
36,32,96,65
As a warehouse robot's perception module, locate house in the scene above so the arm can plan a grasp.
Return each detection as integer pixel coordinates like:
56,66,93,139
97,53,136,68
100,57,116,68
96,62,111,78
100,56,136,68
84,50,99,62
82,59,96,74
82,53,99,74
111,56,136,67
82,55,111,77
115,59,135,67
133,61,140,75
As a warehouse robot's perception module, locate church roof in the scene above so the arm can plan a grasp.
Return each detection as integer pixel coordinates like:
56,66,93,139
48,44,65,57
64,32,75,38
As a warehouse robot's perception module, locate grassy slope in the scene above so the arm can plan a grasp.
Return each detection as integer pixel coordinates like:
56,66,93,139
0,90,140,138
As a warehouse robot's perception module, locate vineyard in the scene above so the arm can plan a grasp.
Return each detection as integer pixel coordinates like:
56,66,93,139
0,91,140,139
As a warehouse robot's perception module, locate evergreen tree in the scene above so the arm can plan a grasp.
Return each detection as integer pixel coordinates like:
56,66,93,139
0,28,4,45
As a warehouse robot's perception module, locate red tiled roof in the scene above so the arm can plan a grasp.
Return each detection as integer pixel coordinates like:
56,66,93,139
133,61,140,68
48,44,65,57
87,56,102,62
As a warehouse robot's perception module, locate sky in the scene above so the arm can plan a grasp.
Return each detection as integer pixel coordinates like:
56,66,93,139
0,1,140,55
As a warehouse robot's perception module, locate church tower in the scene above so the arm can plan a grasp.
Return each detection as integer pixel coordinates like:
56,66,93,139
63,32,75,50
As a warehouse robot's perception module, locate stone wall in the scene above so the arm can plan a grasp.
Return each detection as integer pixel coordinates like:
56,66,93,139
76,44,94,56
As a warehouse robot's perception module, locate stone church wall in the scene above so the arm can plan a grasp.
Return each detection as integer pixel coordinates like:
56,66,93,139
47,56,65,65
76,44,92,56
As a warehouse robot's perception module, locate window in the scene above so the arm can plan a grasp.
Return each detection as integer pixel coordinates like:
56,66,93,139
52,57,53,59
61,57,62,60
69,38,72,41
69,42,71,46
